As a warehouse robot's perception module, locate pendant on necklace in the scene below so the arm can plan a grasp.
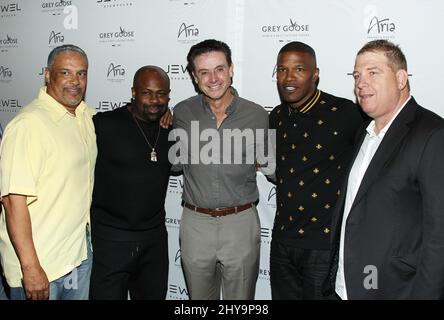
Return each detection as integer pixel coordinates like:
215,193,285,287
150,149,157,162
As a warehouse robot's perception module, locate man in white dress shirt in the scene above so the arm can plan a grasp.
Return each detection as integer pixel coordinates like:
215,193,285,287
324,39,444,299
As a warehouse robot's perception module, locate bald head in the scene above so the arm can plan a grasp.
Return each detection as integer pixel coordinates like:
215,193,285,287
133,65,170,89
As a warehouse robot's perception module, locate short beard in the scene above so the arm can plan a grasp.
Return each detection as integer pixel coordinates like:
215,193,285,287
132,101,167,122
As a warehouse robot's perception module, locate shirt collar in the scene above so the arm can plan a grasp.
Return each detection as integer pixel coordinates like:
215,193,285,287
366,95,412,138
287,89,321,115
38,86,87,123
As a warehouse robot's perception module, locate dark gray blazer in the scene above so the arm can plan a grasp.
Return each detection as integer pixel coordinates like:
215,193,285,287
324,97,444,299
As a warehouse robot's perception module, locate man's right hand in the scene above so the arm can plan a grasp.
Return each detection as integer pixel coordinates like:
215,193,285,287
22,265,49,300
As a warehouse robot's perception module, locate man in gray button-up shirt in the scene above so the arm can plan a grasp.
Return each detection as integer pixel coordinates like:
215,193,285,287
171,39,274,300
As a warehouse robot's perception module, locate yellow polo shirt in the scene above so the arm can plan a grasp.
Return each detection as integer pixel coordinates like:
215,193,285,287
0,87,97,287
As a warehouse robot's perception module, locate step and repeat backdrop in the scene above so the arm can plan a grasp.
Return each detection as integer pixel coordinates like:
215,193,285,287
1,0,443,299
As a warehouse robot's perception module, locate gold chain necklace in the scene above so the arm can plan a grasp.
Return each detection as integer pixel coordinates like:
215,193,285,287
132,114,161,162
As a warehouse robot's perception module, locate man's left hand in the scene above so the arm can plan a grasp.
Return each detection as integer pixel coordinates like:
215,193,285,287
160,109,173,128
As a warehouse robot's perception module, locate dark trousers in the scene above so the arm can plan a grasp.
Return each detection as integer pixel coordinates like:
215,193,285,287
89,226,168,300
270,239,336,300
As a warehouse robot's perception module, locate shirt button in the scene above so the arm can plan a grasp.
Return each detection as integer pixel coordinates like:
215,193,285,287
293,123,297,127
212,116,215,119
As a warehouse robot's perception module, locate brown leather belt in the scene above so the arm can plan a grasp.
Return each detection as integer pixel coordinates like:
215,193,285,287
183,202,253,217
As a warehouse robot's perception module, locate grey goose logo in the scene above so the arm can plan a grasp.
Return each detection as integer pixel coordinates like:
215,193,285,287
98,26,135,46
261,18,310,40
97,0,134,8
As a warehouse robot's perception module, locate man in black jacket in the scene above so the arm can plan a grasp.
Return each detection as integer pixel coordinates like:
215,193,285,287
325,40,444,299
269,41,364,299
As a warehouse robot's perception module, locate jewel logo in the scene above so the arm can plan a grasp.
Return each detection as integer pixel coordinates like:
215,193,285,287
168,284,189,298
0,3,22,18
0,98,21,112
165,64,189,81
97,100,127,111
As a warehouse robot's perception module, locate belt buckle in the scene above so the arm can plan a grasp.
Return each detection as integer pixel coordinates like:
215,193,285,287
213,207,225,217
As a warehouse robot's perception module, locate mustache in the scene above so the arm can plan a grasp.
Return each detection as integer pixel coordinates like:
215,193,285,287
141,103,167,111
64,85,82,90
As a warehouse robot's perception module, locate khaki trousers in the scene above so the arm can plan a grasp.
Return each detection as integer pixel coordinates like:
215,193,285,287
180,206,261,300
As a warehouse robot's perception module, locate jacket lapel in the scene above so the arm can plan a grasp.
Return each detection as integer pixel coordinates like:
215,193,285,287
350,98,418,212
330,125,367,240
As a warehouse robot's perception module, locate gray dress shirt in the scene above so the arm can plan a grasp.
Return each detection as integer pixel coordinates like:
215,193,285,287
172,88,273,208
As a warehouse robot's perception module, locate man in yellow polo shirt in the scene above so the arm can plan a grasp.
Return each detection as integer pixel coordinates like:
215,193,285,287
0,44,97,300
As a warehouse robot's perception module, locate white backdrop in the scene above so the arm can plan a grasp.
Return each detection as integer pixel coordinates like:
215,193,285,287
1,0,443,300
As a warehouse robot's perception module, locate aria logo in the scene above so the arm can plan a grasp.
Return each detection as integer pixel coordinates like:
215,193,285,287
0,66,13,83
267,186,276,202
106,63,125,82
367,16,396,38
96,100,126,111
261,18,310,40
174,249,181,263
165,64,189,81
0,98,20,112
177,22,199,44
48,31,65,46
266,186,276,209
97,0,133,8
0,3,22,18
272,64,277,78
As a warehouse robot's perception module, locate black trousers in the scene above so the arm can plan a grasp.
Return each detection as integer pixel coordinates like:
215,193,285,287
270,239,336,300
90,226,168,300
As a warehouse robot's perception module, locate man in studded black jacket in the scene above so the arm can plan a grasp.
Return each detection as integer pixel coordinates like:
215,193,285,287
269,41,364,300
